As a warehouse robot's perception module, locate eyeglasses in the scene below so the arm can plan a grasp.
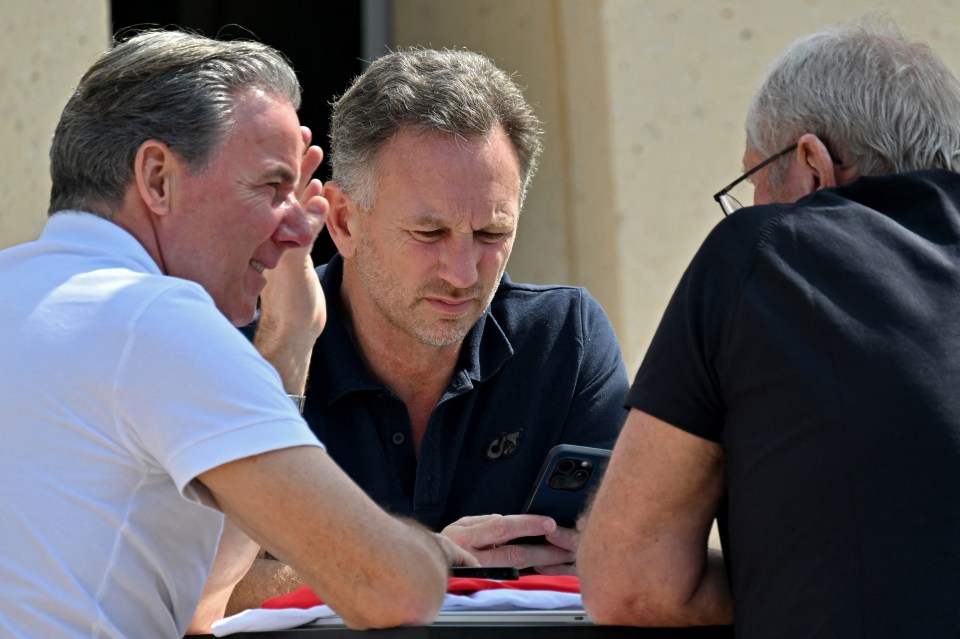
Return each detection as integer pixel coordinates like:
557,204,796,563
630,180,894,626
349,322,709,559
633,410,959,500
712,143,798,216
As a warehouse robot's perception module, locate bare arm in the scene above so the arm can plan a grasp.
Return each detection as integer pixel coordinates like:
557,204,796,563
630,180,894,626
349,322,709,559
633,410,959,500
579,409,732,627
224,553,304,616
226,513,571,614
199,445,473,629
186,518,261,634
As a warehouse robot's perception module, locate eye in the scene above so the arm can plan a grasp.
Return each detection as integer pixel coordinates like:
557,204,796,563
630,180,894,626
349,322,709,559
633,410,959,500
477,231,507,243
265,181,295,204
411,229,445,242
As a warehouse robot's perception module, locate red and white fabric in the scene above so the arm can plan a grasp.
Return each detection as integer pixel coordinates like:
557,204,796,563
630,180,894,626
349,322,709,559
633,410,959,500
211,575,583,636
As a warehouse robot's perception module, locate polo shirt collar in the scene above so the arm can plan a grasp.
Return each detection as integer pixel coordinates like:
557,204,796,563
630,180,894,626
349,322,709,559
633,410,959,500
315,254,514,405
43,210,161,275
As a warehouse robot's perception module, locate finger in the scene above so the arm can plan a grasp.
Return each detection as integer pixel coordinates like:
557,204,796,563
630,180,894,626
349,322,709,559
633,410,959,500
445,514,501,528
298,146,324,196
543,525,579,552
444,514,546,548
490,514,557,545
533,562,577,576
481,542,575,570
302,179,326,212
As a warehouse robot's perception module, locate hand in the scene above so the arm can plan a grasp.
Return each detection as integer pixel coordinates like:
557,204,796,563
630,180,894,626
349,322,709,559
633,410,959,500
260,126,328,341
535,522,580,575
254,127,329,393
432,532,480,568
440,514,576,570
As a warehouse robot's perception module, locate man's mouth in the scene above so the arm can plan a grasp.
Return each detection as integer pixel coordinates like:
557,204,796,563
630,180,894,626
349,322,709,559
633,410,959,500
250,259,266,274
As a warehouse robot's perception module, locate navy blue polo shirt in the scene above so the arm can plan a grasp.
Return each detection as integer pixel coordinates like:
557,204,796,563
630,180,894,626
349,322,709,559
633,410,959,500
303,255,629,531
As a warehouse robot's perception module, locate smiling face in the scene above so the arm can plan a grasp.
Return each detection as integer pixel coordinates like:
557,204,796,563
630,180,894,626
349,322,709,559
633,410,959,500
160,90,312,325
343,125,522,349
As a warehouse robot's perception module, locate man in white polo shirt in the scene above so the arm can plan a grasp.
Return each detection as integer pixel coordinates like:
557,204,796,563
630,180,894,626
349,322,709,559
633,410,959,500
0,29,469,639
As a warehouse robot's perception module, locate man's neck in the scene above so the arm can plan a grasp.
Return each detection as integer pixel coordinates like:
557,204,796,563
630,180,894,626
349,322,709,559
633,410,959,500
338,272,464,449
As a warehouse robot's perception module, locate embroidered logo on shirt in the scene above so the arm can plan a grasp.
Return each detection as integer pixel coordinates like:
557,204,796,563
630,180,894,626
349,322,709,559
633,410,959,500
486,430,523,461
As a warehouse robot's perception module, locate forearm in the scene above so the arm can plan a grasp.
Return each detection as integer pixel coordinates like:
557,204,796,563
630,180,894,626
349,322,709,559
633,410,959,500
202,448,464,631
684,549,733,625
580,410,732,627
582,543,732,627
253,311,318,394
254,247,325,395
303,520,454,629
226,556,306,616
186,518,261,634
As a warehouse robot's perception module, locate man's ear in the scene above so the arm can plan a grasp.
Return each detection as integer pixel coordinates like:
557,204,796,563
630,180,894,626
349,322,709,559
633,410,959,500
133,139,179,217
794,133,838,193
323,181,362,259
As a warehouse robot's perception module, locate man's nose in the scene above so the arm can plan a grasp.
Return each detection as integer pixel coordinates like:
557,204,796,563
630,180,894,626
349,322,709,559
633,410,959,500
438,236,480,289
273,200,314,249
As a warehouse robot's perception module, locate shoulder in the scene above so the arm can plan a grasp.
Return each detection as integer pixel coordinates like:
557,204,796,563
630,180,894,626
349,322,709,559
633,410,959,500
107,273,256,372
490,275,603,321
489,276,616,346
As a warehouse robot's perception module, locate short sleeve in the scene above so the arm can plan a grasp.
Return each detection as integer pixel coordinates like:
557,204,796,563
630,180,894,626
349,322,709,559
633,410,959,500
627,213,767,442
113,282,322,495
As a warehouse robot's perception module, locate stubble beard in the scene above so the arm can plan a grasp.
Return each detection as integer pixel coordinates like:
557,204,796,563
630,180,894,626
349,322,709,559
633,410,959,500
354,237,501,348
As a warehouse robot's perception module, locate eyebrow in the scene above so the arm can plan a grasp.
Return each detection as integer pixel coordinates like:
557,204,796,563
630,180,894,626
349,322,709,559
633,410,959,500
261,164,297,184
410,214,516,231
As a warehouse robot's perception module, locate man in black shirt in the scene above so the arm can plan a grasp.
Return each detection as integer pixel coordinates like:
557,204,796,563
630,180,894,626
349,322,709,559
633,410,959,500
581,21,960,637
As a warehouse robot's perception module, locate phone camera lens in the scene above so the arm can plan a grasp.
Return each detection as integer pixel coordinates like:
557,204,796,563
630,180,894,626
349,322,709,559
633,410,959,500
556,459,575,474
572,469,590,484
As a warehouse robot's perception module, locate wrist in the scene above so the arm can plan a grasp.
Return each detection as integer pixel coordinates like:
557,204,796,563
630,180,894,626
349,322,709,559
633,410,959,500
287,394,306,415
257,309,325,343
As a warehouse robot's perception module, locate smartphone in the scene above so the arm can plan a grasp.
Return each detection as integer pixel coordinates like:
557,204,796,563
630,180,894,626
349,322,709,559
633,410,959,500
521,444,612,529
451,566,520,580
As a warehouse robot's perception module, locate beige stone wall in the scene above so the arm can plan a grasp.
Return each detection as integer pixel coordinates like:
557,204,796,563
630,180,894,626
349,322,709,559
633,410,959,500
7,2,960,376
0,0,109,250
395,0,960,373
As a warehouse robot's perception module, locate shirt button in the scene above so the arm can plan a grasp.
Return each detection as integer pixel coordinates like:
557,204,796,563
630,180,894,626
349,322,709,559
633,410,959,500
392,432,405,445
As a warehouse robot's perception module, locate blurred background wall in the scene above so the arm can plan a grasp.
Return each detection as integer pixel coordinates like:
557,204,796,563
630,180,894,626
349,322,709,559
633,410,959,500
4,0,960,373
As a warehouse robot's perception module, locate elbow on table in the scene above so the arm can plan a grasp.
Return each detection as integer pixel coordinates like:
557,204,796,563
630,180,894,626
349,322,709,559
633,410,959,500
339,593,443,630
335,568,447,630
583,588,671,628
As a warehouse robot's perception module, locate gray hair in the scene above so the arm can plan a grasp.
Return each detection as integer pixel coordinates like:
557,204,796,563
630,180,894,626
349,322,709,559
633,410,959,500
48,29,302,217
329,46,543,211
746,20,960,181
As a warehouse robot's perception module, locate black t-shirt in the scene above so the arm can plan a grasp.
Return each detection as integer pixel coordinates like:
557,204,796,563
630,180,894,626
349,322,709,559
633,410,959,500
629,170,960,637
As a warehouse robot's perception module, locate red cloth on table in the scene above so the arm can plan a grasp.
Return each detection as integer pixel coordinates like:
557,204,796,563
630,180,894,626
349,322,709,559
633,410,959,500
261,575,581,610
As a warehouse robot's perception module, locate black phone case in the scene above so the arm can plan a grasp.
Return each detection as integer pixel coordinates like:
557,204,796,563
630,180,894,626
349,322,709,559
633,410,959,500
520,444,612,529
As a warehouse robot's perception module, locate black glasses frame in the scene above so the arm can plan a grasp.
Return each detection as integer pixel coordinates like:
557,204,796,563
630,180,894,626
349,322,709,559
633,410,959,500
712,143,798,216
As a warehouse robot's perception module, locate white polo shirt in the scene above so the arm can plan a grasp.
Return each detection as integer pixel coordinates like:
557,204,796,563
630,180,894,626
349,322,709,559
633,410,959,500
0,211,322,638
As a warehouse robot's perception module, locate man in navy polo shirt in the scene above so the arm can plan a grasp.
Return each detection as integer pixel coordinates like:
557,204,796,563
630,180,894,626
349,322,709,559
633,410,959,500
231,47,629,609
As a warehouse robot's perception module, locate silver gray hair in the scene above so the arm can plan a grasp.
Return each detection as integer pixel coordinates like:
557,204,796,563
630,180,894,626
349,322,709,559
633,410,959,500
48,29,302,217
329,46,543,211
746,20,960,181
